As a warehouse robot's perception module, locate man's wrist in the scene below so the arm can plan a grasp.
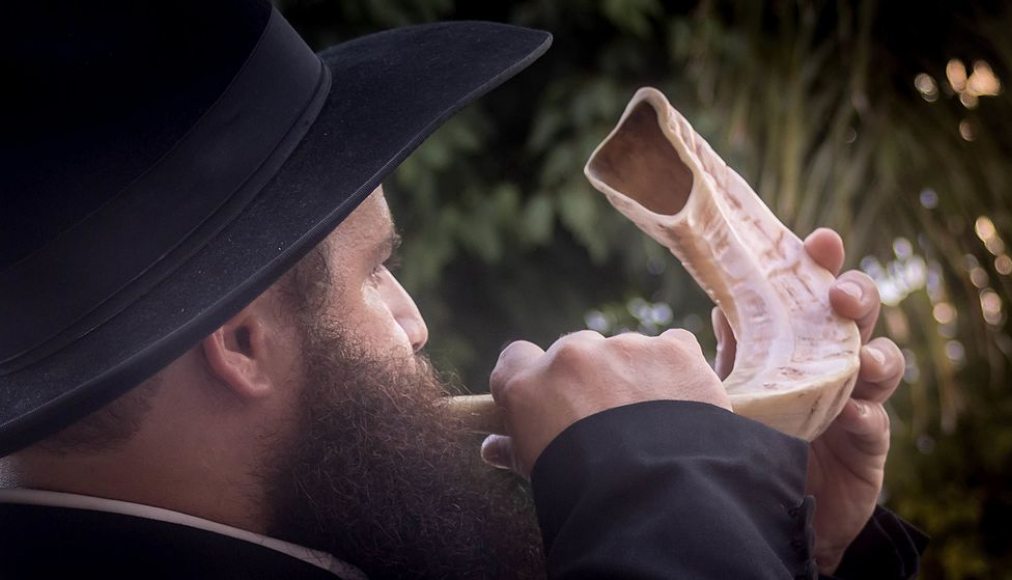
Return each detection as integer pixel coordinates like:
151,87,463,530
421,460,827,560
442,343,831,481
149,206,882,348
830,505,929,579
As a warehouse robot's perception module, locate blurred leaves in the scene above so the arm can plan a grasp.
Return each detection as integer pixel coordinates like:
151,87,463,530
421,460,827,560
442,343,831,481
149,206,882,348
280,1,1012,576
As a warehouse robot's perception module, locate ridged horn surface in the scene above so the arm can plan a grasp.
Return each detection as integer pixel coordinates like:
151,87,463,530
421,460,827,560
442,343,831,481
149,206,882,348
583,87,860,440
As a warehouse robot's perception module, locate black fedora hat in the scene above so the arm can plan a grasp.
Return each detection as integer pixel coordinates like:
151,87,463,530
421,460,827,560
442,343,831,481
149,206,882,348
0,0,551,455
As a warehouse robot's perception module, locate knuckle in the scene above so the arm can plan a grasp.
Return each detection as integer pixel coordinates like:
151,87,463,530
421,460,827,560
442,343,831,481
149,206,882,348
551,339,593,368
662,328,696,343
566,329,604,343
490,341,533,394
609,331,647,346
488,371,505,400
496,340,526,363
660,329,702,354
489,366,508,396
489,361,509,389
494,377,517,405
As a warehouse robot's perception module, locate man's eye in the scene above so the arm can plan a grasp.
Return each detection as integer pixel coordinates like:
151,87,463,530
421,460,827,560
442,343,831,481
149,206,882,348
383,254,402,274
371,255,401,279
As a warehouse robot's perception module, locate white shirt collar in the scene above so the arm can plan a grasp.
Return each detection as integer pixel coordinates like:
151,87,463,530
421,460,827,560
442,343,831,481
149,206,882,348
0,487,366,580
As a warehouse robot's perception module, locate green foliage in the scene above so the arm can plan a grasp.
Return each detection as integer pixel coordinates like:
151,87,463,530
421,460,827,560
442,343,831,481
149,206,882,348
279,1,1012,576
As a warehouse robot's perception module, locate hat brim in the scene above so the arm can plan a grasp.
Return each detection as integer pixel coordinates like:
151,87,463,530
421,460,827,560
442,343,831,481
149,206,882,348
0,21,551,455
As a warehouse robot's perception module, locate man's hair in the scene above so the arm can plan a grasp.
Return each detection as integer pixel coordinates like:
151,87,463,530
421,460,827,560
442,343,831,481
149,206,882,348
37,376,163,455
276,241,333,323
37,242,334,454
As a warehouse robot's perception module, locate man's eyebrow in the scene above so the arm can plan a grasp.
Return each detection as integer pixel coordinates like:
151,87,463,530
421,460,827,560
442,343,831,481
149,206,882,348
375,230,402,258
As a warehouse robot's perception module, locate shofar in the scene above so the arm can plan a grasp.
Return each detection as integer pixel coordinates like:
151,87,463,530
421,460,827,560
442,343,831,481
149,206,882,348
449,87,860,441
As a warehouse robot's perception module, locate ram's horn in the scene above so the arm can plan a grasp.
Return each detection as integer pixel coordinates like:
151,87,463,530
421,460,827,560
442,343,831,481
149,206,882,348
448,87,861,441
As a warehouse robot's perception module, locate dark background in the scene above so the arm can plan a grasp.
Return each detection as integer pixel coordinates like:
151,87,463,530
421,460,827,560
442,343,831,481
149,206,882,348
279,1,1012,577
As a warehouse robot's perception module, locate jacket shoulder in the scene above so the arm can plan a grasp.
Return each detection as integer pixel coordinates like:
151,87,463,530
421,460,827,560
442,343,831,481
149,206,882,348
0,502,339,580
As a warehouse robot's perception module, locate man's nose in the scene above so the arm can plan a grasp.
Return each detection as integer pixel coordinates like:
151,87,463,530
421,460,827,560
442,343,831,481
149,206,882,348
388,275,428,353
400,308,429,354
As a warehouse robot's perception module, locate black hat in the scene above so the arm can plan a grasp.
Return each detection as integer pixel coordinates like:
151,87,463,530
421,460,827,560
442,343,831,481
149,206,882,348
0,0,551,455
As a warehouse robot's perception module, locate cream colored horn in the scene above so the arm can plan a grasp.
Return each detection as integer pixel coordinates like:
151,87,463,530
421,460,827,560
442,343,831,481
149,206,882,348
448,87,860,441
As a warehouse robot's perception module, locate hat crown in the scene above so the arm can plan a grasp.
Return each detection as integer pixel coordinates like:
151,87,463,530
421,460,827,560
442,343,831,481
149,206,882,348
3,0,272,268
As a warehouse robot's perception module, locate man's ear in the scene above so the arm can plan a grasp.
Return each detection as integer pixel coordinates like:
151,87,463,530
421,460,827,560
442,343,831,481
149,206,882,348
201,306,277,400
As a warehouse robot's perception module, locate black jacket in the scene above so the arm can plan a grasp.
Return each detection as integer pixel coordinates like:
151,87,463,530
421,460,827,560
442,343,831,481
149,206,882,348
531,401,927,579
0,401,925,578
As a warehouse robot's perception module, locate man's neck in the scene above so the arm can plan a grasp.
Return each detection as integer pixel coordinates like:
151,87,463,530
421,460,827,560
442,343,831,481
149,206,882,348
0,449,267,535
0,465,17,489
0,454,28,489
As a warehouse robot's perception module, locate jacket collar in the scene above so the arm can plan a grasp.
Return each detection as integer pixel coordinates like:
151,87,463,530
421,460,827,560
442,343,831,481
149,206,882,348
0,487,366,579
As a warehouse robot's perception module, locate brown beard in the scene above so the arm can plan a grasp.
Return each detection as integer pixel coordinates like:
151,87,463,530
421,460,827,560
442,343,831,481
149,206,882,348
262,319,545,579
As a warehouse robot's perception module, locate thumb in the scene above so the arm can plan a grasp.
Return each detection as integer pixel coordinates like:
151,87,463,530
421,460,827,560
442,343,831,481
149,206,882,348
480,434,522,474
712,307,736,380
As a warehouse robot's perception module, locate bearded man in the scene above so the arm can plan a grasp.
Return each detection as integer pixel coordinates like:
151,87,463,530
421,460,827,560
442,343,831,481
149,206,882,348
0,0,925,578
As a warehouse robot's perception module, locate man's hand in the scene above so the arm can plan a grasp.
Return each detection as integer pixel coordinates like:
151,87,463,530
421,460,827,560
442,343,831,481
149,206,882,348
482,329,730,477
713,227,903,575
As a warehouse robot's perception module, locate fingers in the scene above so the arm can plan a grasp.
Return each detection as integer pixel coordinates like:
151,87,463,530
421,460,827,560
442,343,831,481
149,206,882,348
804,228,846,275
804,228,883,342
487,328,731,476
834,340,901,461
829,271,882,343
489,340,545,403
852,337,905,403
830,399,891,457
711,307,736,380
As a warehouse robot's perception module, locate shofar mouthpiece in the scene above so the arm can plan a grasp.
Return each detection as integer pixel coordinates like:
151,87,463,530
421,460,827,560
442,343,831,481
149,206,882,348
583,87,860,440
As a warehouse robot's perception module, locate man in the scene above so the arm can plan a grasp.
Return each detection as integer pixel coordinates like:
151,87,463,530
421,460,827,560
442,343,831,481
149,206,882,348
0,0,924,578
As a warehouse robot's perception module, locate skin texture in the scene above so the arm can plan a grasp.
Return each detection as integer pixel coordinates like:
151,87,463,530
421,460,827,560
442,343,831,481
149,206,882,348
486,329,730,476
0,189,902,576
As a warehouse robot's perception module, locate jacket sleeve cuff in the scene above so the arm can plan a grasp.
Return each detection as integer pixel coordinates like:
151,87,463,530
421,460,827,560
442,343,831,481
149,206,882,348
830,505,929,580
530,400,817,578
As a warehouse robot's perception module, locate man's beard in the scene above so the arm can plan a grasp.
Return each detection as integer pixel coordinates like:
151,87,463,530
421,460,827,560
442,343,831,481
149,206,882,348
263,320,545,579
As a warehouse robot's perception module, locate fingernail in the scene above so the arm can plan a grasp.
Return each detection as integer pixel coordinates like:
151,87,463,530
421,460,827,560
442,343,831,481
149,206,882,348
480,436,510,470
837,281,863,300
480,448,509,470
866,345,886,365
